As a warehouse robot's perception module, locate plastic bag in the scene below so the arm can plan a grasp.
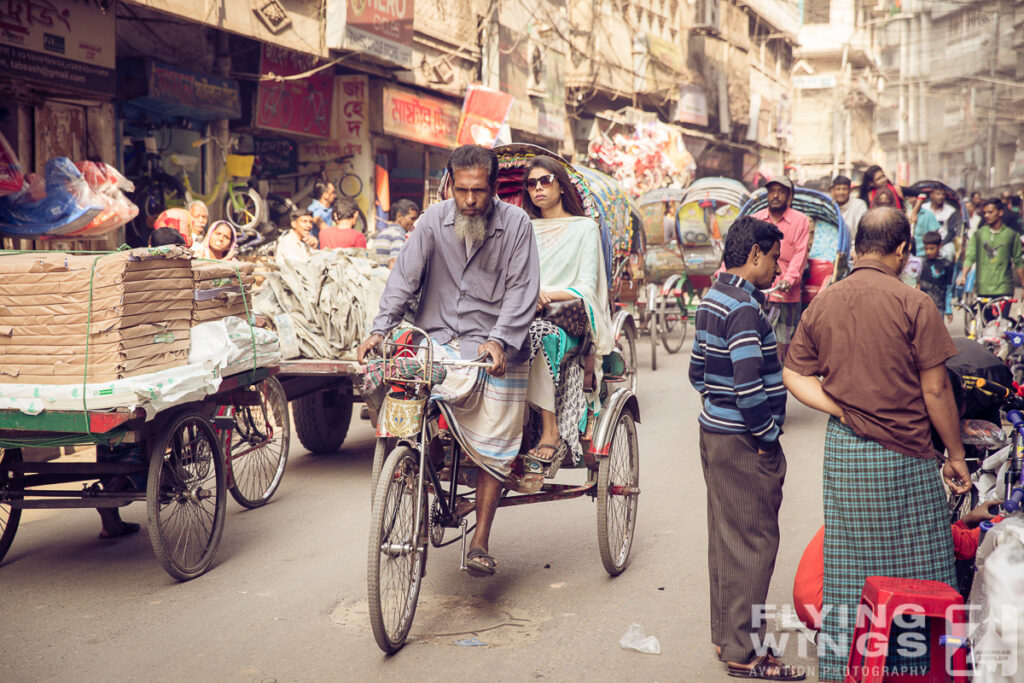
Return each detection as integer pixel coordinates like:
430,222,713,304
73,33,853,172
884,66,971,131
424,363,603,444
0,130,23,197
0,157,104,237
960,419,1007,447
619,623,661,655
967,516,1024,682
60,161,138,237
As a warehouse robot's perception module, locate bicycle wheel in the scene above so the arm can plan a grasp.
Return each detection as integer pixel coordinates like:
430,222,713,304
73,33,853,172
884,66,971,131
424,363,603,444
645,284,658,371
146,410,227,581
0,448,22,565
224,187,265,233
614,318,638,393
338,173,363,198
658,280,688,354
129,173,188,247
228,377,290,509
370,437,395,499
597,410,639,576
368,446,427,653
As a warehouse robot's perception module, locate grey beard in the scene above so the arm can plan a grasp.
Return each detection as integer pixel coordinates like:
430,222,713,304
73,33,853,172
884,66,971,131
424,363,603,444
453,211,487,246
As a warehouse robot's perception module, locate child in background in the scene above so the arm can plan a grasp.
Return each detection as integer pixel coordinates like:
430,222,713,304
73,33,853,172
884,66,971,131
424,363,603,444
918,230,954,323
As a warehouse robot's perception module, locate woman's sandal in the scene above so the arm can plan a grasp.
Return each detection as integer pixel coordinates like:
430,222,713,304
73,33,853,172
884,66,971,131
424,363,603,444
726,654,805,681
464,549,497,577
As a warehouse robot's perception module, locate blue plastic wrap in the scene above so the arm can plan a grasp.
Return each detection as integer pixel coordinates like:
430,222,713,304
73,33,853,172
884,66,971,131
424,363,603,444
0,157,104,238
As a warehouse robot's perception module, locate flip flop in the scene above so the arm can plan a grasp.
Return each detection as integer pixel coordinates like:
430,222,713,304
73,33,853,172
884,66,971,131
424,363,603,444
527,442,560,463
98,522,141,539
726,654,805,681
464,548,497,577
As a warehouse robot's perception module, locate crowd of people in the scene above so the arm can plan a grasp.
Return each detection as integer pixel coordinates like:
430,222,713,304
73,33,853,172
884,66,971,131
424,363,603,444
690,167,1021,680
143,180,421,269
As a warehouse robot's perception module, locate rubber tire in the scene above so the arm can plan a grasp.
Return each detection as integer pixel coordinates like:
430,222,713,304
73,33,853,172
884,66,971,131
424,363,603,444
618,322,638,393
146,410,227,581
0,448,22,565
646,283,658,371
370,437,395,500
129,172,188,247
658,285,689,354
368,446,426,654
293,388,353,454
224,187,265,233
597,411,639,577
228,377,290,509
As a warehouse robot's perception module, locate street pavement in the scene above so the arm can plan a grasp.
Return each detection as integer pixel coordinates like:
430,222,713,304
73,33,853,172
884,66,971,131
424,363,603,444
0,336,830,682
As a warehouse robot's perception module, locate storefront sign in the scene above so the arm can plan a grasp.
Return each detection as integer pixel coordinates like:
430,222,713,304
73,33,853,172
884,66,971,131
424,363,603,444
675,84,709,127
646,34,683,74
456,85,514,147
381,85,460,149
147,62,240,120
333,74,373,220
326,0,413,68
253,137,297,176
0,0,115,94
792,75,836,90
254,45,334,138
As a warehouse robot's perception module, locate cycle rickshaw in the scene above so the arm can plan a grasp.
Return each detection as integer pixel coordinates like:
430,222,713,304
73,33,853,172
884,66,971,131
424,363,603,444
636,188,688,369
738,186,852,304
366,145,642,654
0,366,289,581
575,164,643,391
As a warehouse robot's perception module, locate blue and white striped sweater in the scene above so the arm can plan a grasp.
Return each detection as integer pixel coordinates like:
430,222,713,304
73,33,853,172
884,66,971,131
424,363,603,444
688,273,786,446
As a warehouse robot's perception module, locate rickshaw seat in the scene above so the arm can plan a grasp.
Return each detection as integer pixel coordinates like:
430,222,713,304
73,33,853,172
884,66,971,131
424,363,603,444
802,259,834,304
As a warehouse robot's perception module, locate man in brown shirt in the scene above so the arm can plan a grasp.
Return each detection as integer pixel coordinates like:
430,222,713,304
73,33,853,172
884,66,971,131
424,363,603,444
782,208,970,681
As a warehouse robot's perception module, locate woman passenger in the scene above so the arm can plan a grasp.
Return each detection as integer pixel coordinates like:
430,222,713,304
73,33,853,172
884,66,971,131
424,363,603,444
520,157,614,464
194,220,238,260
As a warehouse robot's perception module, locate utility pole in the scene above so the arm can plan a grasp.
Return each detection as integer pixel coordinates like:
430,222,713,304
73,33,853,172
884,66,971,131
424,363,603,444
987,2,1000,189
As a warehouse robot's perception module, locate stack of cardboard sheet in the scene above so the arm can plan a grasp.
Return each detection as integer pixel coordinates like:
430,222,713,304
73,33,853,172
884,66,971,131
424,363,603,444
0,247,193,384
192,260,255,324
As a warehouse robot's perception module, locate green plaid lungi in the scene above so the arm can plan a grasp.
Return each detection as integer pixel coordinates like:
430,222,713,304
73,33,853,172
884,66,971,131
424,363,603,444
819,418,957,682
771,302,802,346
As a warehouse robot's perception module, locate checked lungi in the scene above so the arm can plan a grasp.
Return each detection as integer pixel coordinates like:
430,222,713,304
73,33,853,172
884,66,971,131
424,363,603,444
819,418,957,681
431,340,529,483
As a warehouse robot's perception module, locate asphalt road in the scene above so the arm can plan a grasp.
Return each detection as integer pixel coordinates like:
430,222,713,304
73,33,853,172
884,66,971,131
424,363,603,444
0,337,830,682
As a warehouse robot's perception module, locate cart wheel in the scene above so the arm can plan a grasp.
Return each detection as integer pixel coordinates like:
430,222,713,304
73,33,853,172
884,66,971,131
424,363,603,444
294,388,353,453
597,411,639,576
228,376,290,509
613,317,638,393
370,437,395,499
0,448,22,565
646,283,658,371
658,280,688,354
368,446,426,653
146,410,227,581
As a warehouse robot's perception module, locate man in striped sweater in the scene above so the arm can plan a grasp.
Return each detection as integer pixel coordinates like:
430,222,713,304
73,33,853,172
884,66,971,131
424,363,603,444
689,216,803,681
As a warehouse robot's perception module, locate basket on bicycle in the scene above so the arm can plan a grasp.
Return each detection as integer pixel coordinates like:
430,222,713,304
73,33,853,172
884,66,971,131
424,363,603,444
225,154,255,178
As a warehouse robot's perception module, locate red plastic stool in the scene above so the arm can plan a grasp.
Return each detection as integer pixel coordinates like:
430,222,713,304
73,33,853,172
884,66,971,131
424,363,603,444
843,576,968,683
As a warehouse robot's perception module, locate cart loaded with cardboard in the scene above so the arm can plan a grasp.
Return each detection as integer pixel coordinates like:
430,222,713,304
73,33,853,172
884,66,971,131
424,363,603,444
0,246,284,580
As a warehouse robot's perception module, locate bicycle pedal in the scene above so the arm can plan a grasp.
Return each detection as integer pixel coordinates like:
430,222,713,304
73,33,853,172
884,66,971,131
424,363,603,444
212,416,235,430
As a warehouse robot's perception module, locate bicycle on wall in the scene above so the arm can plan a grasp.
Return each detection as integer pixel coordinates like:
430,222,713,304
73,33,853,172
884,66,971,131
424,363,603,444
125,135,189,247
166,136,266,234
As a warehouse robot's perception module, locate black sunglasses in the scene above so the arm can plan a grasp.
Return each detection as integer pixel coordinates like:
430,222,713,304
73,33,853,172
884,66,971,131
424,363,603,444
525,174,556,190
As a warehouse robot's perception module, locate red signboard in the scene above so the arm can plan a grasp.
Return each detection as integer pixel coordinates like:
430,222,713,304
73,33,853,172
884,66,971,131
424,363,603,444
456,84,515,148
254,45,334,138
346,0,414,66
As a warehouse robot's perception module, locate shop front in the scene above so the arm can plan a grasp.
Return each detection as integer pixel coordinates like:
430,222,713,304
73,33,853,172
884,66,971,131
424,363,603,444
0,0,119,247
370,82,460,213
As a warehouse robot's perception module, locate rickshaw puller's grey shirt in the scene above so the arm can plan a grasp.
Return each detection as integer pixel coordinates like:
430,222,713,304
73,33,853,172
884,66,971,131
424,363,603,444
371,197,541,360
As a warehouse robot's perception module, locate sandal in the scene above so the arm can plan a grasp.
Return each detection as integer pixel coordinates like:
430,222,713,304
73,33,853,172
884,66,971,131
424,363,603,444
527,442,561,464
727,655,805,681
464,548,497,577
98,521,141,539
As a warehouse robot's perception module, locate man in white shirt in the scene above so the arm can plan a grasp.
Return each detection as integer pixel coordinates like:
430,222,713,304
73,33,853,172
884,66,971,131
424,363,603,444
830,176,867,242
275,208,319,267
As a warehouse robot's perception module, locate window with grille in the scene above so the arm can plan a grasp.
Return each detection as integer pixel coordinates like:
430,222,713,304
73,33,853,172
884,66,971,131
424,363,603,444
804,0,830,24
